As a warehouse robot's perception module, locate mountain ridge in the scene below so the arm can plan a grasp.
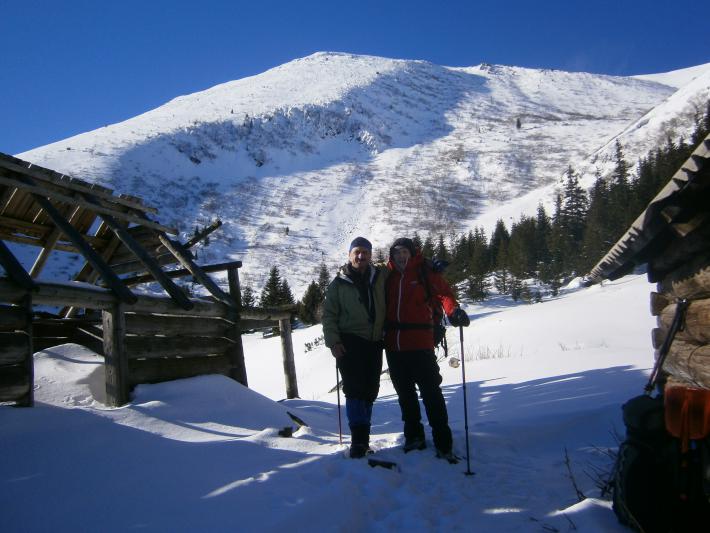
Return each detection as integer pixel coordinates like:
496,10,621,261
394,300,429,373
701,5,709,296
15,52,709,295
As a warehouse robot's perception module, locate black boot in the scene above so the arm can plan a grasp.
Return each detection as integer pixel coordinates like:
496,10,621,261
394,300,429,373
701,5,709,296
403,421,426,453
349,424,371,458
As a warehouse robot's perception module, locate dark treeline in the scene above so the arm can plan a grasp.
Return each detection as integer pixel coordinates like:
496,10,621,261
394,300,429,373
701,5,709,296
251,100,709,322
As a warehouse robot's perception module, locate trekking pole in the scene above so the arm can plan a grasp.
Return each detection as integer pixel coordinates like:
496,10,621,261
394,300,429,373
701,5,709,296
459,325,474,476
335,360,343,445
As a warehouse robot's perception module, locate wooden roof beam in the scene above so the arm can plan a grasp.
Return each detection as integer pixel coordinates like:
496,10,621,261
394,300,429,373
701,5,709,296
81,193,192,310
157,234,237,309
121,260,242,286
0,170,177,235
0,153,158,215
29,205,84,278
22,183,137,305
0,239,36,291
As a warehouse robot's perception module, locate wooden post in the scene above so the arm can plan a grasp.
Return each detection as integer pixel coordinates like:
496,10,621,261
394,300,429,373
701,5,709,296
279,318,299,399
225,267,248,386
16,295,33,407
103,303,129,406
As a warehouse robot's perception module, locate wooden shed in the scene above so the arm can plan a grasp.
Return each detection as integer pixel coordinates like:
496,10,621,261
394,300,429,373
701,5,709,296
585,133,710,390
0,152,295,407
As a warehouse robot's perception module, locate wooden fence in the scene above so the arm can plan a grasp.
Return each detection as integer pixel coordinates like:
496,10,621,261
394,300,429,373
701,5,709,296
0,264,298,407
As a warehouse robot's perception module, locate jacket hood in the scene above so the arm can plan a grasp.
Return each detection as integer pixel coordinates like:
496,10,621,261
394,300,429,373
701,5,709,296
387,250,424,273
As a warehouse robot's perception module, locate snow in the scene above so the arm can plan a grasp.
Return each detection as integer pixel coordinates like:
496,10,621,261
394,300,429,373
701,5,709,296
1,273,656,532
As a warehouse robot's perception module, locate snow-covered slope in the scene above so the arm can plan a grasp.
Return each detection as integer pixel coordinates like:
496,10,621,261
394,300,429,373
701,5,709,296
15,53,710,295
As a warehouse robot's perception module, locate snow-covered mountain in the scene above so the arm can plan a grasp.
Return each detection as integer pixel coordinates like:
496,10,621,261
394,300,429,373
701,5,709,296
16,52,710,295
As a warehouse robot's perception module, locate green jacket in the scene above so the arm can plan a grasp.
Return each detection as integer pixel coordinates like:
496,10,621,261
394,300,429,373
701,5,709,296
322,263,387,347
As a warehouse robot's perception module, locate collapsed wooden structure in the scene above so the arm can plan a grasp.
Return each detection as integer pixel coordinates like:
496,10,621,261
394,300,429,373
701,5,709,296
0,152,296,407
585,133,710,390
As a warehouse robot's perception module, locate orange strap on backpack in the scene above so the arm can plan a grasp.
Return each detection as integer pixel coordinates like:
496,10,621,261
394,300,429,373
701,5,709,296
665,386,710,452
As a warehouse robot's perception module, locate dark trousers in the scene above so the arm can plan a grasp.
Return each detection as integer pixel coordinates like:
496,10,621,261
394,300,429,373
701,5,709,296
337,333,383,405
386,349,453,452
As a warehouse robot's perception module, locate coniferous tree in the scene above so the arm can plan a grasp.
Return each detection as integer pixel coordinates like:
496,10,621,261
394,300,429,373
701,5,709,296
298,281,322,325
279,278,295,305
608,140,632,240
434,234,449,261
317,263,330,297
580,173,611,273
547,192,567,281
412,232,423,251
241,286,256,308
421,235,435,258
534,203,552,278
260,266,283,307
489,219,510,271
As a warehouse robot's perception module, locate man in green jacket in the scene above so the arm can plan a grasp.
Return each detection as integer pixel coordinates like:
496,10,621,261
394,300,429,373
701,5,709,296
322,237,387,458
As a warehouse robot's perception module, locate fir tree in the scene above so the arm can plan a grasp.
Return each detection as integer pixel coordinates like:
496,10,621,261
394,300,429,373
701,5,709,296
260,266,283,307
298,281,322,324
279,278,295,305
421,235,435,258
434,234,449,261
241,286,256,308
317,263,330,298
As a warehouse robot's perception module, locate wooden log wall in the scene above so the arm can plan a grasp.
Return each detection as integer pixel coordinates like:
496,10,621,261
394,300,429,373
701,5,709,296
0,296,33,406
651,253,710,390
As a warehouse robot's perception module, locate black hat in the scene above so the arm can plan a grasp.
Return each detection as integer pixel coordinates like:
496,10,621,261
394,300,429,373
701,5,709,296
389,237,416,259
349,236,372,252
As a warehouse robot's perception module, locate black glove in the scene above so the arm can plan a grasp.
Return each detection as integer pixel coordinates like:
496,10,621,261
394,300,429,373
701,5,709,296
448,307,470,327
431,257,449,273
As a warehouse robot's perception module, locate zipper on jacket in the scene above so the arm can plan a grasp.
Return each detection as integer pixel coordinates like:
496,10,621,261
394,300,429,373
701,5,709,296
396,272,404,351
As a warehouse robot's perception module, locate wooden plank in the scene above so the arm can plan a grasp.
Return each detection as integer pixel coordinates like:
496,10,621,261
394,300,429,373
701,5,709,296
661,340,710,389
103,303,129,407
29,205,85,278
0,239,36,290
0,365,30,402
109,253,180,276
0,184,16,214
157,234,236,308
0,153,159,214
0,169,176,234
659,298,710,345
658,251,710,301
0,278,291,320
121,260,243,286
0,305,27,330
0,278,229,317
126,335,233,360
0,332,30,365
650,291,670,317
80,196,192,309
124,314,229,337
128,354,231,386
648,223,710,282
279,318,299,399
26,189,137,305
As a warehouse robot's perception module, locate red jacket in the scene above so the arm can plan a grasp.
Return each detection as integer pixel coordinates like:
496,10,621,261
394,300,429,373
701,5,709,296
385,253,458,352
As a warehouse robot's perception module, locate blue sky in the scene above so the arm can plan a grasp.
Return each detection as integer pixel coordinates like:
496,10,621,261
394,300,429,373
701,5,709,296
2,0,708,155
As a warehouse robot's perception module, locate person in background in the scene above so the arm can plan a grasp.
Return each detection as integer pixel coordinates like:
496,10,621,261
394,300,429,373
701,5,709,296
384,237,470,463
322,237,387,458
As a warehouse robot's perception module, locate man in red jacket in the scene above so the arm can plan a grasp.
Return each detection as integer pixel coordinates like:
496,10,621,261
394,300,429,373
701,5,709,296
384,237,470,462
